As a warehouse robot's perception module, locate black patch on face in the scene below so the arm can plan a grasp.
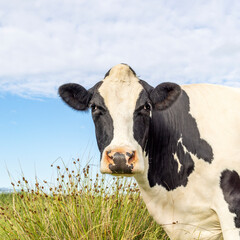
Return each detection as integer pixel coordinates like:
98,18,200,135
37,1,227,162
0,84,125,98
90,92,114,154
59,81,112,155
133,90,152,150
220,169,240,228
109,152,133,174
146,90,214,190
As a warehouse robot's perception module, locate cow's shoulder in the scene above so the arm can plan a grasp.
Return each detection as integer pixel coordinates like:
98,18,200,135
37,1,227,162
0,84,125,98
181,83,240,153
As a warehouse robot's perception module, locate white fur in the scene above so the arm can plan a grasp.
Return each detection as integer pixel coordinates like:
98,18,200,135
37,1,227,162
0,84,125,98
99,64,145,173
135,84,240,240
98,65,240,239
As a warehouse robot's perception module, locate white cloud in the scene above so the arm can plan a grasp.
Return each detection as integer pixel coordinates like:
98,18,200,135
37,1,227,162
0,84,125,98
0,0,240,97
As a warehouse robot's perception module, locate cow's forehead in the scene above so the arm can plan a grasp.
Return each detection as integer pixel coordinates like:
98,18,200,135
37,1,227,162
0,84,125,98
98,64,144,111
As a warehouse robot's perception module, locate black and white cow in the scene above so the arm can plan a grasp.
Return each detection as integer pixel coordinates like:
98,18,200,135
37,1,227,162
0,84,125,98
59,64,240,240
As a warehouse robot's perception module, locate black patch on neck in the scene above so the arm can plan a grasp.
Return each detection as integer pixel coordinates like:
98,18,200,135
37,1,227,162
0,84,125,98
146,90,214,190
220,169,240,228
90,91,114,154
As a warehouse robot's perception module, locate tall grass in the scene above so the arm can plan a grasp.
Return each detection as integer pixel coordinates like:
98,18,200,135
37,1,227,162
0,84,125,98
0,160,169,240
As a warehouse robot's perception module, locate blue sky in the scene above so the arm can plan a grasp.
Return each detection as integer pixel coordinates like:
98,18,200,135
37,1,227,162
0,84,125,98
0,0,240,187
0,93,99,187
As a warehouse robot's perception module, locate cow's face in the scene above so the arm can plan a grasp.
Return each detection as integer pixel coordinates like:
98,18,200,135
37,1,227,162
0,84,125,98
59,64,181,176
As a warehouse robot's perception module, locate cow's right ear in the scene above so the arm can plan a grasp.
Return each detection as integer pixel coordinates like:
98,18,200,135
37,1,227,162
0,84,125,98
150,82,182,111
58,83,92,111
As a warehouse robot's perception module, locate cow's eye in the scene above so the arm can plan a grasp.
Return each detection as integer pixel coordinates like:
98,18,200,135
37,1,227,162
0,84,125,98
138,103,152,116
91,104,98,112
90,104,105,116
144,103,151,112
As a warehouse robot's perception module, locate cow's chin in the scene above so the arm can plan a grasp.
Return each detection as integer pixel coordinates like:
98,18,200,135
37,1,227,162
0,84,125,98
107,173,134,177
100,161,144,176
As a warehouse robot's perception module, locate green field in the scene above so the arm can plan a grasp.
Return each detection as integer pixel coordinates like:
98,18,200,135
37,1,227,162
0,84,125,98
0,162,169,240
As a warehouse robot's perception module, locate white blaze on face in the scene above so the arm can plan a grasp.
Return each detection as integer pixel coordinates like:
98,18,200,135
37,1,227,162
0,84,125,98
98,64,144,173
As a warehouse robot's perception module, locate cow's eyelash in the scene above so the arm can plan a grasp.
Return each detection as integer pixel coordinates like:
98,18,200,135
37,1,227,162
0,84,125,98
135,103,152,113
90,103,106,112
144,103,152,111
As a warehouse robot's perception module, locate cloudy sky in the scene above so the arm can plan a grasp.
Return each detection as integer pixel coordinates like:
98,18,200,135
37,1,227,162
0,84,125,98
0,0,240,187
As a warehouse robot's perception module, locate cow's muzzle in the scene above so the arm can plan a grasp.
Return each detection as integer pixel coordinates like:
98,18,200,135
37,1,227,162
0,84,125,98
100,148,138,175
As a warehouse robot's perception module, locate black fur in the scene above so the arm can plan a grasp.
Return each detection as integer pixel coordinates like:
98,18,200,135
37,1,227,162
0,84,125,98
90,92,114,154
146,86,214,190
151,82,182,111
133,90,152,150
139,79,154,94
58,83,92,111
58,81,113,154
59,66,214,190
220,169,240,228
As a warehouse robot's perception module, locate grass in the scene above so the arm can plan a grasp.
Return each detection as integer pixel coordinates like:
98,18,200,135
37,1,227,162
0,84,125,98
0,159,169,240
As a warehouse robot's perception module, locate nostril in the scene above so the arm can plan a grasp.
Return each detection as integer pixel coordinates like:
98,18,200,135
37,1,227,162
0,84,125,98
126,151,135,164
126,151,134,158
107,150,113,159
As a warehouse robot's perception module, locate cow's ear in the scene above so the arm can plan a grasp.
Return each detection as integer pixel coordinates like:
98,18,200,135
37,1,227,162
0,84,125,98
58,83,92,111
150,82,181,110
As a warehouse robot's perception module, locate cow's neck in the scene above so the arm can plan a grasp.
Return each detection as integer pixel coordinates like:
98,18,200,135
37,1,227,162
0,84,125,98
134,161,175,228
144,91,213,191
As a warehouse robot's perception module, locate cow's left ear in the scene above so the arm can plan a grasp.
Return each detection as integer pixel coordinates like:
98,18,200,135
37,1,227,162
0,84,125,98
150,82,182,110
58,83,92,111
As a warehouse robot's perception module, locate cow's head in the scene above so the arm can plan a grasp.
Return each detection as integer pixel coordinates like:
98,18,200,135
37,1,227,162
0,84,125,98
59,64,181,176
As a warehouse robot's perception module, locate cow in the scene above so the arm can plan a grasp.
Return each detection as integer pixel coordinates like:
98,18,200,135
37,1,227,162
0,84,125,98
59,63,240,240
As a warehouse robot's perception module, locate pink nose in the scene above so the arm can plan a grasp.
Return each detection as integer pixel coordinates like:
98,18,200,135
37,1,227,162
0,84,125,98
105,148,137,174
